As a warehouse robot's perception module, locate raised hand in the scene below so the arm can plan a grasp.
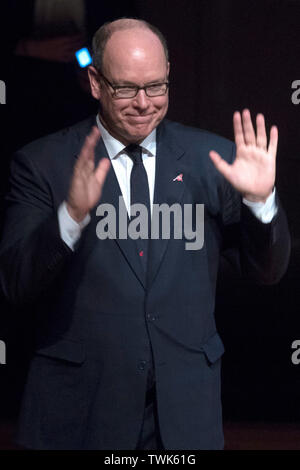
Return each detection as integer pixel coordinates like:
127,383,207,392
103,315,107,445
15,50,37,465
209,109,278,202
67,126,110,222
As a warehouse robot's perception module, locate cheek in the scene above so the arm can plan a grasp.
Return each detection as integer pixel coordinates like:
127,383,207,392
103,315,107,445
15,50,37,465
153,100,168,121
107,102,127,122
113,101,130,115
155,96,168,112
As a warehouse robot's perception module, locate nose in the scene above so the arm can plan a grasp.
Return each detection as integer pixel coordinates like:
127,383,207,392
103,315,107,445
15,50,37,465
133,89,150,110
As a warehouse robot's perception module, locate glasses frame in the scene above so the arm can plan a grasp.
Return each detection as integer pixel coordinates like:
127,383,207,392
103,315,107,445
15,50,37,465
99,72,169,99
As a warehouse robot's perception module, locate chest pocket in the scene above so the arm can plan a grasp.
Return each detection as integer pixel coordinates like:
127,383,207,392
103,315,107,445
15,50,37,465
201,332,225,365
35,337,85,364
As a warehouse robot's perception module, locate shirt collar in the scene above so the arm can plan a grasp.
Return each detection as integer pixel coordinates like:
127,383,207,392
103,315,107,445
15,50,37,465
96,114,156,160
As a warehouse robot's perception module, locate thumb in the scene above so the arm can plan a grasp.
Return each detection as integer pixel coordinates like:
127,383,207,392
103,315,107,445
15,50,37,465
209,150,233,182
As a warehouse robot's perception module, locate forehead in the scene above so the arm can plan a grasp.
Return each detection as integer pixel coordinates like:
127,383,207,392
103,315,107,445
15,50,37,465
102,28,168,82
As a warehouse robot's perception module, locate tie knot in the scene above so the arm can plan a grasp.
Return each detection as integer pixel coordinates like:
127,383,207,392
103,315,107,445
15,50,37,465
125,144,142,165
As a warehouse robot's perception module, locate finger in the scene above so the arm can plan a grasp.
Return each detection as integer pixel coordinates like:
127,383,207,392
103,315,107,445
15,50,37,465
256,113,267,149
242,109,256,145
268,125,278,158
94,158,111,186
76,130,98,167
77,126,100,167
233,111,245,147
209,150,234,183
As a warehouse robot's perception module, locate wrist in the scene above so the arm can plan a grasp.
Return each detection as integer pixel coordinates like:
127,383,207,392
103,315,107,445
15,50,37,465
243,191,273,204
66,203,88,223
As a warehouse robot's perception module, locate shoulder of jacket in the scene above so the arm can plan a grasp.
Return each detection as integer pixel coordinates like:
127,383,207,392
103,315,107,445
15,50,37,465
162,119,234,159
14,116,96,166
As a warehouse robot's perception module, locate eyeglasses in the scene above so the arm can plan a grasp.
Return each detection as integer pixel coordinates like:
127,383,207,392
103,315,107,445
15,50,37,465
99,72,169,99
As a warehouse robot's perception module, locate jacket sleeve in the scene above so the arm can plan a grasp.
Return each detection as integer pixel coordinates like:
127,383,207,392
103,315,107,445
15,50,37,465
220,144,291,285
239,196,291,284
0,150,73,304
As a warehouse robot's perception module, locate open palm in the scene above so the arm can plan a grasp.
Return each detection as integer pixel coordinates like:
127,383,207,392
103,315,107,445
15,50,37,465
209,109,278,202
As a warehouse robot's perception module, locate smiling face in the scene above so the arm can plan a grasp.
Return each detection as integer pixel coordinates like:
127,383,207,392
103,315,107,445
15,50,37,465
88,28,169,145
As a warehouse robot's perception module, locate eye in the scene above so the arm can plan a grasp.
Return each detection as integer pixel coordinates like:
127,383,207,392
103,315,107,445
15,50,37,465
148,84,165,91
115,87,137,98
146,83,168,96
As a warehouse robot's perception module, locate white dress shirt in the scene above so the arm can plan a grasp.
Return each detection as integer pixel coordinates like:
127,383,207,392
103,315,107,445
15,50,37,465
95,115,156,216
58,116,278,251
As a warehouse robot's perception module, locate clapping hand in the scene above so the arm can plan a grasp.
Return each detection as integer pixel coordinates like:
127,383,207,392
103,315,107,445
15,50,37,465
67,127,110,222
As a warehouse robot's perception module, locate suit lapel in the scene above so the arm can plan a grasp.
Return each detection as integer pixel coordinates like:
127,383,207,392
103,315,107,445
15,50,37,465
95,138,147,289
147,121,187,289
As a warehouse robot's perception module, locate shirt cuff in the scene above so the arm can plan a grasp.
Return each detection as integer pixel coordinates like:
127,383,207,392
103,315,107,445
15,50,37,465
242,188,278,224
57,201,91,251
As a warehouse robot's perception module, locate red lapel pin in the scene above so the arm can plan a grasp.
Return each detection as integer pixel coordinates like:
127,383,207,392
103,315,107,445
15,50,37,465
173,173,183,182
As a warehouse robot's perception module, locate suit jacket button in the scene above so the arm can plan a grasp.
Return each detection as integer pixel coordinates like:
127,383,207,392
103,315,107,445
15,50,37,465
138,361,147,371
146,314,157,321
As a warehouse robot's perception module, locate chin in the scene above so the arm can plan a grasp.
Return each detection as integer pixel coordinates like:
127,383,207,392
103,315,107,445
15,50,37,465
129,123,155,140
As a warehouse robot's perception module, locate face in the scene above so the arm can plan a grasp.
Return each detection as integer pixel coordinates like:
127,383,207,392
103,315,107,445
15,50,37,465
88,28,169,145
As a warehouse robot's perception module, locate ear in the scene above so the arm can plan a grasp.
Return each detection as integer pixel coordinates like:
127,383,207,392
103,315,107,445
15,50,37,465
88,66,101,100
167,61,170,78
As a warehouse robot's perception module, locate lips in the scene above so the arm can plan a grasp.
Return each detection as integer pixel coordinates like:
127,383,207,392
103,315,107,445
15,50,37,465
127,114,153,123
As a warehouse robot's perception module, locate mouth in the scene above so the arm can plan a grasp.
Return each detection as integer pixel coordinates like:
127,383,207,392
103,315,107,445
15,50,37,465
127,114,153,123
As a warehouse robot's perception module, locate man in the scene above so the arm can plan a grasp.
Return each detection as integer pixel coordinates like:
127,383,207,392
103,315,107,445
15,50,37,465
0,18,290,450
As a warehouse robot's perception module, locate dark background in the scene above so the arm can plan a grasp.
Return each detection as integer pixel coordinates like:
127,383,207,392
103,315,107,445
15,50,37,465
0,0,300,443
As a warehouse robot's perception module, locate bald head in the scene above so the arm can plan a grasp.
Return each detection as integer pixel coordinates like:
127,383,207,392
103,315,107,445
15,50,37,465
102,27,167,84
92,18,169,73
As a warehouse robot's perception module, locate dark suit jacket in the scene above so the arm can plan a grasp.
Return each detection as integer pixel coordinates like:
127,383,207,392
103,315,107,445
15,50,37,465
0,116,291,449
